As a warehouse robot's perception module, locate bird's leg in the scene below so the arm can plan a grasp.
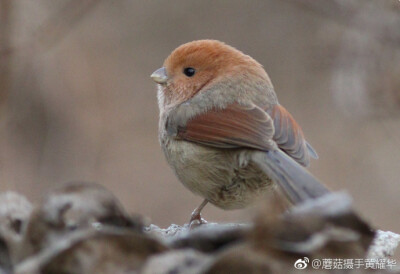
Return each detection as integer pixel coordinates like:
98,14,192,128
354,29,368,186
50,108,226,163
189,199,208,229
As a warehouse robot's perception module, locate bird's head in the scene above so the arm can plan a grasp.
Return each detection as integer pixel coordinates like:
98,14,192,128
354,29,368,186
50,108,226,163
151,40,268,106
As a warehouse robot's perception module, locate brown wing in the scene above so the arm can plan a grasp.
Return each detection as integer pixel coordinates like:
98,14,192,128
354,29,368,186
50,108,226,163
266,104,315,167
172,103,275,151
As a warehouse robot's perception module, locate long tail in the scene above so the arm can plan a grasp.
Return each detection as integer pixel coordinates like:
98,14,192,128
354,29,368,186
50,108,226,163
251,149,330,205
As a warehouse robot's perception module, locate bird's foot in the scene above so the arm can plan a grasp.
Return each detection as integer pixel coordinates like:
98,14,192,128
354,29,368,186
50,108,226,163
189,212,207,230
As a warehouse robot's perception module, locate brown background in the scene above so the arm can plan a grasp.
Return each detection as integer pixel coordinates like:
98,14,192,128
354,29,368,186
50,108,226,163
0,0,399,235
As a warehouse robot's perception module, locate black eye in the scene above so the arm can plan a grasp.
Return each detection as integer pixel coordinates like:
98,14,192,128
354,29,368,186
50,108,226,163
183,67,196,77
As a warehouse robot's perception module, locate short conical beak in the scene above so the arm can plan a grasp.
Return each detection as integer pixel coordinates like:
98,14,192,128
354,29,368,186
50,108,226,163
150,67,168,84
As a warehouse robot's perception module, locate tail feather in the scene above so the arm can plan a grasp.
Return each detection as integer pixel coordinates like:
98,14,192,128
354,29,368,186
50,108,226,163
252,149,330,205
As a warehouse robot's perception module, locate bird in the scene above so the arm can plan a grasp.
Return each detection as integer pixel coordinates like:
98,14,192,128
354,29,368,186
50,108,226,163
151,40,330,227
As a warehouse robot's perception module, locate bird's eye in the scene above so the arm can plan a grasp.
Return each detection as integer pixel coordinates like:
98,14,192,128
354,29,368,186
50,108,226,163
183,67,196,77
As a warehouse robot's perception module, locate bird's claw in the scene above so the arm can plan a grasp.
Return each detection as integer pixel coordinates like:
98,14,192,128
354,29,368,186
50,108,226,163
189,212,207,229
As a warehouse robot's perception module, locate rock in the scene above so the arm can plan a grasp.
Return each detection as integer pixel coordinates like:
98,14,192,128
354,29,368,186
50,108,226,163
0,192,33,238
202,192,380,273
0,192,33,265
16,226,167,274
0,183,396,274
145,224,189,239
147,223,250,252
168,223,249,253
367,230,400,259
141,249,211,274
146,192,400,273
22,181,143,259
266,192,376,258
0,238,12,274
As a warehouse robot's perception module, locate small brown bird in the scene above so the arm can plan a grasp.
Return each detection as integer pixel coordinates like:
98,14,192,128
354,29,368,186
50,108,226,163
151,40,329,226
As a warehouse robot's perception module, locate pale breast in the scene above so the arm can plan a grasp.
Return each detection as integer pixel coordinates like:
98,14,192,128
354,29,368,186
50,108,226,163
161,136,274,209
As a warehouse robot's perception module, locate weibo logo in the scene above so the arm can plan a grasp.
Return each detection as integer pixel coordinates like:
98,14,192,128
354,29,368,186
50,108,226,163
294,257,309,269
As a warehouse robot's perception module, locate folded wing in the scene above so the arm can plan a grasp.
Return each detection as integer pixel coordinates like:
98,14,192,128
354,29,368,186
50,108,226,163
174,103,275,151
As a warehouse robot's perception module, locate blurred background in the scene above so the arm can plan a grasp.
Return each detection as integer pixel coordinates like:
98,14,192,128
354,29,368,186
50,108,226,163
0,0,399,232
